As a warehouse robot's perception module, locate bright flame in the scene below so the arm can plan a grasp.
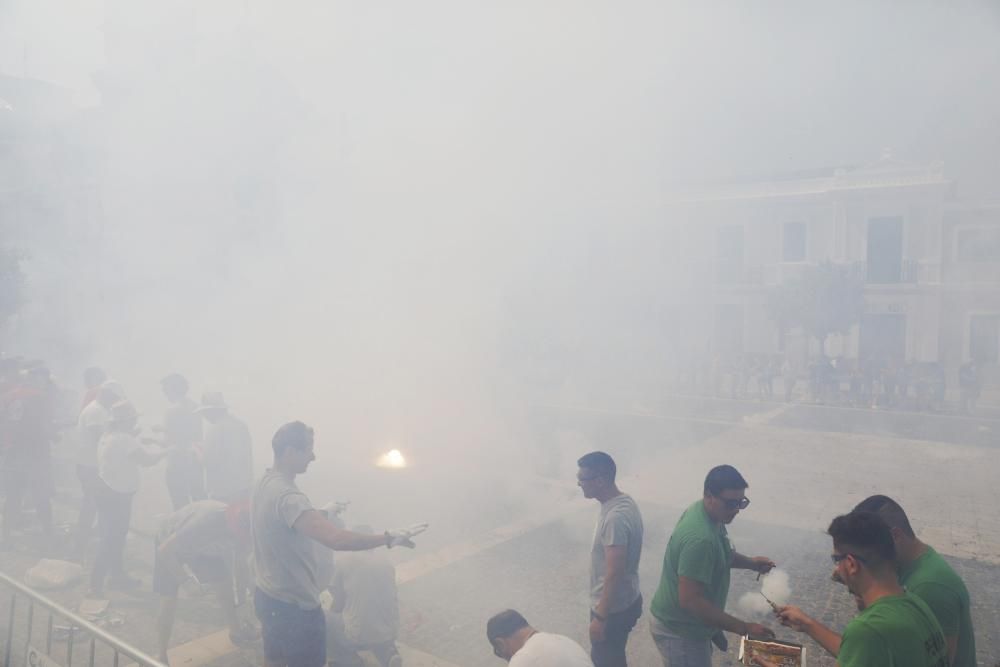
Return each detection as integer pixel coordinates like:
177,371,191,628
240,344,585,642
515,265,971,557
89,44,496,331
376,449,407,469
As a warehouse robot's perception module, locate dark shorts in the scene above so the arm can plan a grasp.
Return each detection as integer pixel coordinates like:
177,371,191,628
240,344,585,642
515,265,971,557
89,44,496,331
152,542,228,597
254,588,326,667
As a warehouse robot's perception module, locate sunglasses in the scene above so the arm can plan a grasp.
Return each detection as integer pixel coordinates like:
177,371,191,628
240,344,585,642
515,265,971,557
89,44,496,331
717,496,751,510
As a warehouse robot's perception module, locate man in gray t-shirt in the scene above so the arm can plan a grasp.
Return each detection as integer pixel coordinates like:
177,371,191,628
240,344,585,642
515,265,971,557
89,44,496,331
251,421,426,667
577,451,644,667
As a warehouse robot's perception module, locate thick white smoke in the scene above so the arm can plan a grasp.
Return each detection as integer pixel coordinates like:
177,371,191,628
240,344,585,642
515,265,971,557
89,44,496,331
737,569,792,619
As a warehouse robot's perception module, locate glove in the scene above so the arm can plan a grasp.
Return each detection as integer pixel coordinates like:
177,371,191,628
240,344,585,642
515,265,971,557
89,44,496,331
385,522,429,548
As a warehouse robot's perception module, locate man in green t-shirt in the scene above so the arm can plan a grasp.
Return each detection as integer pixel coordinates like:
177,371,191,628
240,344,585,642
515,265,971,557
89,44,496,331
649,465,776,667
764,511,948,667
853,495,975,667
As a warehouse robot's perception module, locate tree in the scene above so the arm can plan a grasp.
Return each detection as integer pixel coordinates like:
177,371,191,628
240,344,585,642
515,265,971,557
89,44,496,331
766,261,865,354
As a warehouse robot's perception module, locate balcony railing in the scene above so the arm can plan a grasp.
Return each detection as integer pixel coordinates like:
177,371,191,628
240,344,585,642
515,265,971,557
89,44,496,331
712,259,931,286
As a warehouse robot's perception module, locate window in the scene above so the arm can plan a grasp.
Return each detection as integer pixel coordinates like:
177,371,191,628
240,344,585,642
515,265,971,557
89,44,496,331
956,228,1000,262
867,217,903,284
783,222,806,262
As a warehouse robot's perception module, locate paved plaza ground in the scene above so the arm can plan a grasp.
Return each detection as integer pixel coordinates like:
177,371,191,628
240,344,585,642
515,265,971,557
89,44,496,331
1,395,998,666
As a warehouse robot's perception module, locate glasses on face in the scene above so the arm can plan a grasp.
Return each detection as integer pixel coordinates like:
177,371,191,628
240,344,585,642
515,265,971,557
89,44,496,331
717,496,751,510
831,552,867,565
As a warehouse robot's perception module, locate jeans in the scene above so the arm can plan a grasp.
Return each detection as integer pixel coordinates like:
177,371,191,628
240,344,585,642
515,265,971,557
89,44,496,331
650,616,712,667
255,588,326,667
90,487,134,591
591,594,642,667
75,465,101,546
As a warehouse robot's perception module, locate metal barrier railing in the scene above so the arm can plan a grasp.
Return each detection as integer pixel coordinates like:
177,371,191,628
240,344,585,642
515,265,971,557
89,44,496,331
0,570,167,667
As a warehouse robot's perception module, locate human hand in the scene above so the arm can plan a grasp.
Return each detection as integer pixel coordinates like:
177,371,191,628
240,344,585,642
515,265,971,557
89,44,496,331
776,605,812,633
751,557,776,574
745,622,775,639
589,617,606,642
385,522,429,548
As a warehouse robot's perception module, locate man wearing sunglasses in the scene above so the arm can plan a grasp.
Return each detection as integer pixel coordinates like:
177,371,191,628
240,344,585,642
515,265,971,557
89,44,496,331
853,495,975,667
765,511,947,667
649,465,776,667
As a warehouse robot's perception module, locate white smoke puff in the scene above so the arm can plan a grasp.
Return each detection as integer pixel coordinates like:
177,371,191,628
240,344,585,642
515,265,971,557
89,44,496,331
761,569,791,606
737,591,773,618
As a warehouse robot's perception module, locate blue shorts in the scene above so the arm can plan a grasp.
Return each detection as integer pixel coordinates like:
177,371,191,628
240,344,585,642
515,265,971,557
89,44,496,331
254,588,326,667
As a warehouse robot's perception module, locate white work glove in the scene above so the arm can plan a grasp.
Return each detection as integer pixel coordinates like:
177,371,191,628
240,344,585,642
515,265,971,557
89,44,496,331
384,523,429,549
320,500,350,517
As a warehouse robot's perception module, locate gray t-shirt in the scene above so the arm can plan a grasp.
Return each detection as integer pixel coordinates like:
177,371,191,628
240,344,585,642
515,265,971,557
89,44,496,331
591,493,643,613
157,499,232,560
252,469,323,609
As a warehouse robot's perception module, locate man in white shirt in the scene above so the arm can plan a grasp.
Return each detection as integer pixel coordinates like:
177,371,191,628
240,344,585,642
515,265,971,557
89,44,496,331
487,609,592,667
91,400,167,595
75,380,124,550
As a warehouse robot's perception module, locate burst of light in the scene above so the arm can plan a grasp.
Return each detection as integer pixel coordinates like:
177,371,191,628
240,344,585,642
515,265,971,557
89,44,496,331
376,449,407,469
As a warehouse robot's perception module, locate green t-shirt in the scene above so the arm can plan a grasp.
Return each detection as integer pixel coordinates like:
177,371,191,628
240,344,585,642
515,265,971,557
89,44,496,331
650,500,731,639
839,593,948,667
900,546,976,667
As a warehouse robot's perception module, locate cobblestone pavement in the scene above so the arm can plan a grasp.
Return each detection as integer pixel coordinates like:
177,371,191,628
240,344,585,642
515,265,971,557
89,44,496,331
1,397,998,666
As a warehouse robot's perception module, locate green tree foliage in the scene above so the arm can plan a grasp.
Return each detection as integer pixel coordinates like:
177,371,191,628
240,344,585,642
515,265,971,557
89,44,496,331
766,261,865,350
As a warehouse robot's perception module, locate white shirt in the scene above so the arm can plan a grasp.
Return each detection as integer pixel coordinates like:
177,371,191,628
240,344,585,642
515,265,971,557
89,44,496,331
97,431,142,494
510,632,592,667
76,401,108,468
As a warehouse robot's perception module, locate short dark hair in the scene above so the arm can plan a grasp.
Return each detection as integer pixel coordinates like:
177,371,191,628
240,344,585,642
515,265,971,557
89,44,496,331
486,609,529,642
852,495,915,538
827,511,896,566
577,451,616,483
703,464,748,496
272,421,314,457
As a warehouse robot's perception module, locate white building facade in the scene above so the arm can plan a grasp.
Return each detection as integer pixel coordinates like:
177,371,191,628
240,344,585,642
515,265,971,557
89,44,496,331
665,153,1000,384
